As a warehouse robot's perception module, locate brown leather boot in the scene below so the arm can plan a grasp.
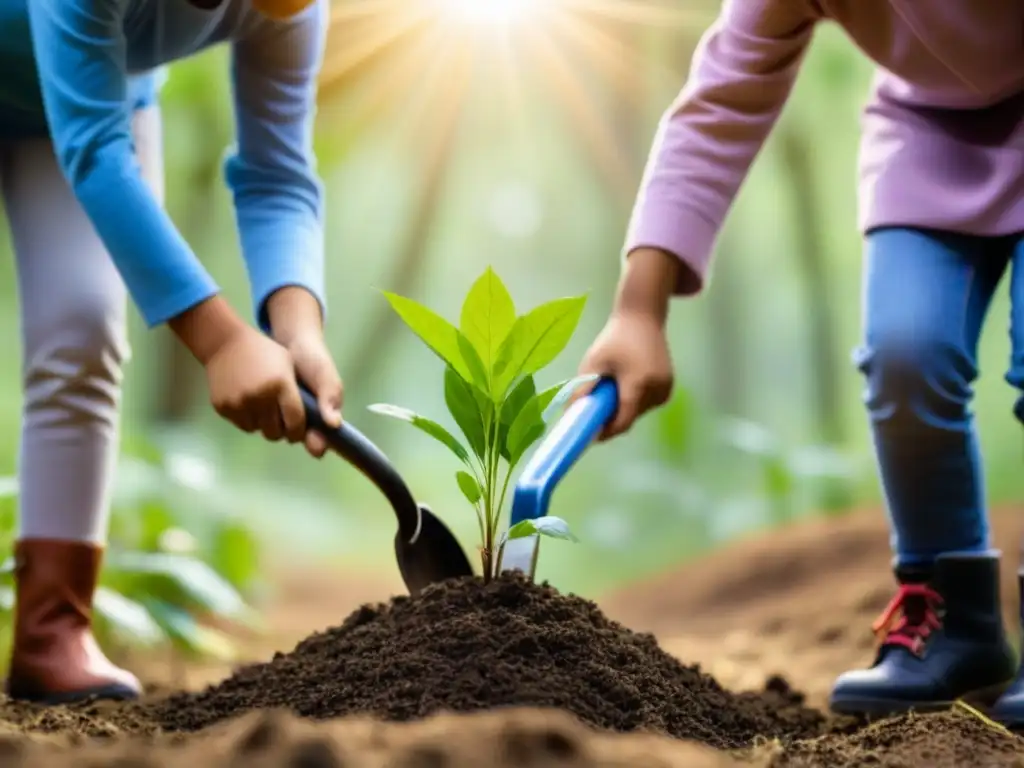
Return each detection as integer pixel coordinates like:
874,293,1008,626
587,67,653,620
5,539,142,704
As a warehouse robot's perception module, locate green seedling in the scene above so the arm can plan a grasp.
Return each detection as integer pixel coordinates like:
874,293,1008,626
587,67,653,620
370,267,593,581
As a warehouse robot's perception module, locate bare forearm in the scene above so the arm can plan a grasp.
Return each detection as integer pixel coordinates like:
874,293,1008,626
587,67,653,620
168,295,249,365
265,285,324,346
614,248,680,326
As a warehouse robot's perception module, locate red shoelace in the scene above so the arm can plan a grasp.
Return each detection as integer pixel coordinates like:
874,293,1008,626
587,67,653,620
871,583,943,655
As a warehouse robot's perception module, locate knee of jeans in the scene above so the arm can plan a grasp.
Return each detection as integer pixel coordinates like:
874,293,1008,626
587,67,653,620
22,297,129,425
854,337,976,430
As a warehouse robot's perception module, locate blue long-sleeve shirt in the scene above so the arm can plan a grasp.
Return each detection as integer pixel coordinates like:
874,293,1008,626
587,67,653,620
0,0,326,330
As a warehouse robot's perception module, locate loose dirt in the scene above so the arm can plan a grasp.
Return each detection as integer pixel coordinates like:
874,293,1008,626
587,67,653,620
772,708,1024,768
1,507,1023,766
0,708,746,767
604,506,1024,708
150,574,824,748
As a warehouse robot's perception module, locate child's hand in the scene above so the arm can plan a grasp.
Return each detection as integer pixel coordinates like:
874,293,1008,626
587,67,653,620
286,332,344,459
576,311,674,440
573,247,679,440
262,286,344,459
203,325,308,444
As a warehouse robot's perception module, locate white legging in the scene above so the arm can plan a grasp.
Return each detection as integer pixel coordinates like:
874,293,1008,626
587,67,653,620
0,106,164,544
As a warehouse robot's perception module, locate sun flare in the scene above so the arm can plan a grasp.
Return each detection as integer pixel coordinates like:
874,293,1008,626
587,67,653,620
318,0,706,199
433,0,543,26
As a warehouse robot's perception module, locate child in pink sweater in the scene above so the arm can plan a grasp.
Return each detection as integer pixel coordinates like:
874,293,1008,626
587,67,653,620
577,0,1024,721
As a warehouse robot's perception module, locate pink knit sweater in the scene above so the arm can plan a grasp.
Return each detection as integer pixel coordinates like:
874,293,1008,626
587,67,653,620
625,0,1024,294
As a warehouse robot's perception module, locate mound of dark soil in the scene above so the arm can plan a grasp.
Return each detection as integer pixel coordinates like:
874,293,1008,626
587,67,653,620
149,574,823,749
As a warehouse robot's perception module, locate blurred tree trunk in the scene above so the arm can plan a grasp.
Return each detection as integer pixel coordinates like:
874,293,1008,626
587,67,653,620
548,13,652,303
338,67,467,394
778,121,853,511
148,57,237,427
777,122,844,446
154,333,200,425
600,16,651,302
593,15,650,179
703,231,746,415
153,163,220,425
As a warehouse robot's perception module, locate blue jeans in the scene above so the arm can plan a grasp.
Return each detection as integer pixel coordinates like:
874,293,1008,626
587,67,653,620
857,228,1024,567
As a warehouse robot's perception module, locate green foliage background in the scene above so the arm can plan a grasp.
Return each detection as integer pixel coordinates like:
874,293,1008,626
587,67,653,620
0,7,1020,656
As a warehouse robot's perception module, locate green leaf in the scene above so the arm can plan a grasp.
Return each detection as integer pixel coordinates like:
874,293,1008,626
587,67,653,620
382,291,483,387
456,471,481,505
94,587,164,645
535,516,579,542
502,374,597,465
106,552,250,621
138,501,177,552
506,397,546,466
537,373,600,422
144,600,236,661
0,500,15,542
656,385,697,462
509,422,545,467
210,522,261,590
506,516,578,543
764,456,795,501
505,520,534,541
457,333,491,392
492,295,587,397
473,389,496,445
459,267,517,379
498,376,536,460
0,585,12,611
367,404,470,465
444,366,487,459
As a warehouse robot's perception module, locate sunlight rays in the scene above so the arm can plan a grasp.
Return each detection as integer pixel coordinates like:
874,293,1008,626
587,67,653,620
319,0,706,119
527,25,637,201
321,21,459,140
318,5,431,93
562,0,702,27
325,0,406,23
546,10,650,112
431,0,544,27
317,0,712,209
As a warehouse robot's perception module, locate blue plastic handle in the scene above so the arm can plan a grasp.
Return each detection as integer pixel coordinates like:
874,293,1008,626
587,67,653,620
508,377,619,526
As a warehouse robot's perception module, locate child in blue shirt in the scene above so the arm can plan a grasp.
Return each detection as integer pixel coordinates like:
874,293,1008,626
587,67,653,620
2,0,340,704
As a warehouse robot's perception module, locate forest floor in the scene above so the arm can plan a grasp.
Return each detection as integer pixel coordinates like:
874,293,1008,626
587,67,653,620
2,506,1023,767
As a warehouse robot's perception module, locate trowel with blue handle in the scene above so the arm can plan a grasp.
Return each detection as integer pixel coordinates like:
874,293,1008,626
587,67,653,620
500,377,619,577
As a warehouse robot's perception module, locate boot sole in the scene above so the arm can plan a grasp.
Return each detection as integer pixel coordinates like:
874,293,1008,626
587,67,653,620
830,681,1011,718
6,683,140,706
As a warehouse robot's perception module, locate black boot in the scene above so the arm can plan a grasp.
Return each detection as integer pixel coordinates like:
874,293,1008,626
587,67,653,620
985,568,1024,727
829,552,1016,717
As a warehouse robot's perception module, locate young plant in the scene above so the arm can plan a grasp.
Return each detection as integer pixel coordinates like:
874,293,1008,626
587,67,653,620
369,267,593,581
